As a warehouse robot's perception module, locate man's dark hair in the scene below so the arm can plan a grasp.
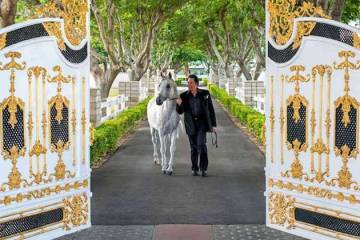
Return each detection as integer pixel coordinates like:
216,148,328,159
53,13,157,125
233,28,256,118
188,74,199,85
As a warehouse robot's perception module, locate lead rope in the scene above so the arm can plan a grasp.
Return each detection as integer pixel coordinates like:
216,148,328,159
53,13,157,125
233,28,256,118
211,131,218,148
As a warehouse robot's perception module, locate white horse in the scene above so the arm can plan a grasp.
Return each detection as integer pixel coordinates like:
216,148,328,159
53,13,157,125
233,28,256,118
147,74,180,175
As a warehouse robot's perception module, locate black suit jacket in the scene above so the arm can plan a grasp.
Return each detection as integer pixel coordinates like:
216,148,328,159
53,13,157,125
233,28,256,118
176,89,217,135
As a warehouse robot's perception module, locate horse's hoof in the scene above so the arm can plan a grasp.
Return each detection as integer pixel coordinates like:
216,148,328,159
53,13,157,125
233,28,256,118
167,171,173,176
162,170,166,174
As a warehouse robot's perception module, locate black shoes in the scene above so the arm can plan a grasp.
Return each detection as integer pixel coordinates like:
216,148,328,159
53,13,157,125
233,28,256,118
192,170,208,177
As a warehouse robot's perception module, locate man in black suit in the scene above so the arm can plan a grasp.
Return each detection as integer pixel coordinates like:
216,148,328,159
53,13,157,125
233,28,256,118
176,74,217,177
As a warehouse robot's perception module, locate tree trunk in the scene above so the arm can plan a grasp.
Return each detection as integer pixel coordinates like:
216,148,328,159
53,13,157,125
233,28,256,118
184,63,189,77
316,0,329,12
100,81,112,101
98,66,122,100
330,0,345,21
224,64,233,79
253,63,264,80
249,29,265,69
0,0,17,28
237,59,252,80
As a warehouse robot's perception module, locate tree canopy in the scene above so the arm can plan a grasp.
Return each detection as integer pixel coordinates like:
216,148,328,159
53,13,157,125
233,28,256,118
0,0,356,98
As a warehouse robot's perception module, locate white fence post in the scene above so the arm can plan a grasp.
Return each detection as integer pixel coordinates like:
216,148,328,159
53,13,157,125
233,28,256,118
100,95,129,123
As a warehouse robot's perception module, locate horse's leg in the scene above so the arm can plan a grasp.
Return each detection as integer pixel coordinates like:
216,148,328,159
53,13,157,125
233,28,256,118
166,130,177,175
159,133,167,173
151,127,160,165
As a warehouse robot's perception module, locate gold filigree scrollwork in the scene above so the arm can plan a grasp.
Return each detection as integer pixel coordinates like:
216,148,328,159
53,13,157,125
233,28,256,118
310,68,316,173
290,139,307,179
36,0,88,46
43,22,66,51
292,22,316,49
42,72,48,175
353,33,360,50
310,65,331,183
81,77,86,165
268,0,329,48
63,193,89,230
332,51,360,189
270,76,275,163
51,140,70,180
3,146,26,190
1,52,26,128
285,65,309,179
0,33,6,50
325,67,332,177
48,65,72,123
286,65,310,123
0,52,27,190
0,179,88,205
28,70,34,175
48,65,73,180
334,51,360,127
71,77,76,166
269,179,360,205
280,76,285,165
268,192,295,229
28,66,48,184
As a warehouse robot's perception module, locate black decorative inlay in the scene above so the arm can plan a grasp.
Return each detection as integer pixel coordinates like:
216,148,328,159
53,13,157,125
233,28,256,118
0,208,63,238
6,24,48,46
3,23,87,63
268,41,299,63
335,104,357,152
61,43,88,64
311,22,353,46
269,22,356,63
2,106,24,152
50,104,69,147
287,102,306,148
295,208,360,237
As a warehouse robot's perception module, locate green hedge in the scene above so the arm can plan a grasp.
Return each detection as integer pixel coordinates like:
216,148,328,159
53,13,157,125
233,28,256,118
175,79,182,86
208,84,265,144
90,97,151,165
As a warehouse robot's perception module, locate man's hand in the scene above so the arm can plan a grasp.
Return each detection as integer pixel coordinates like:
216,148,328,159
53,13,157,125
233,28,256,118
211,127,217,133
176,98,182,105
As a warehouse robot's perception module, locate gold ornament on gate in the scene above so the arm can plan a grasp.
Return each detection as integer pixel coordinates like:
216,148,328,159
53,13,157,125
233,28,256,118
35,0,88,46
48,65,72,124
63,193,89,230
268,192,295,229
0,33,6,50
268,0,329,49
0,52,27,190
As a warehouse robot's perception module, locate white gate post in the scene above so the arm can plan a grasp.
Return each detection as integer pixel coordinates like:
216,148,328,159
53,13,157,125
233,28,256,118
265,1,360,239
0,1,92,239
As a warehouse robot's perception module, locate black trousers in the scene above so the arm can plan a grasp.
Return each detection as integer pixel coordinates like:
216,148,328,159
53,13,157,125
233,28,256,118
188,119,208,172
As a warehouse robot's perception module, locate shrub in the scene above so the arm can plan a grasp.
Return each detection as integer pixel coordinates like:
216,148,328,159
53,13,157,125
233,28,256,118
208,84,265,144
175,79,182,86
203,78,208,86
90,97,151,165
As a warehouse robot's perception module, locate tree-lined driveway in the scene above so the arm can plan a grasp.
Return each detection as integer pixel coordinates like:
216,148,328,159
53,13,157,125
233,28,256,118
90,98,266,225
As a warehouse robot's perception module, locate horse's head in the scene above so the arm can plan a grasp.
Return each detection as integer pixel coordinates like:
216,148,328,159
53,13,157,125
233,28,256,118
156,73,178,106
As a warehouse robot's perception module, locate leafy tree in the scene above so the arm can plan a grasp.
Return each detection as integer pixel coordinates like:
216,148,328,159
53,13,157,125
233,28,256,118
91,0,189,99
150,3,206,75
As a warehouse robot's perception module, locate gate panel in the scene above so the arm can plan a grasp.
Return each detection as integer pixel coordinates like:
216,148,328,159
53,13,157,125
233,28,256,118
0,1,91,239
266,1,360,239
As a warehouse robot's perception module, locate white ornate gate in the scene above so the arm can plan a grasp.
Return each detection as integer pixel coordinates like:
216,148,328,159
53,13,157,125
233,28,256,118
0,1,91,239
266,1,360,239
